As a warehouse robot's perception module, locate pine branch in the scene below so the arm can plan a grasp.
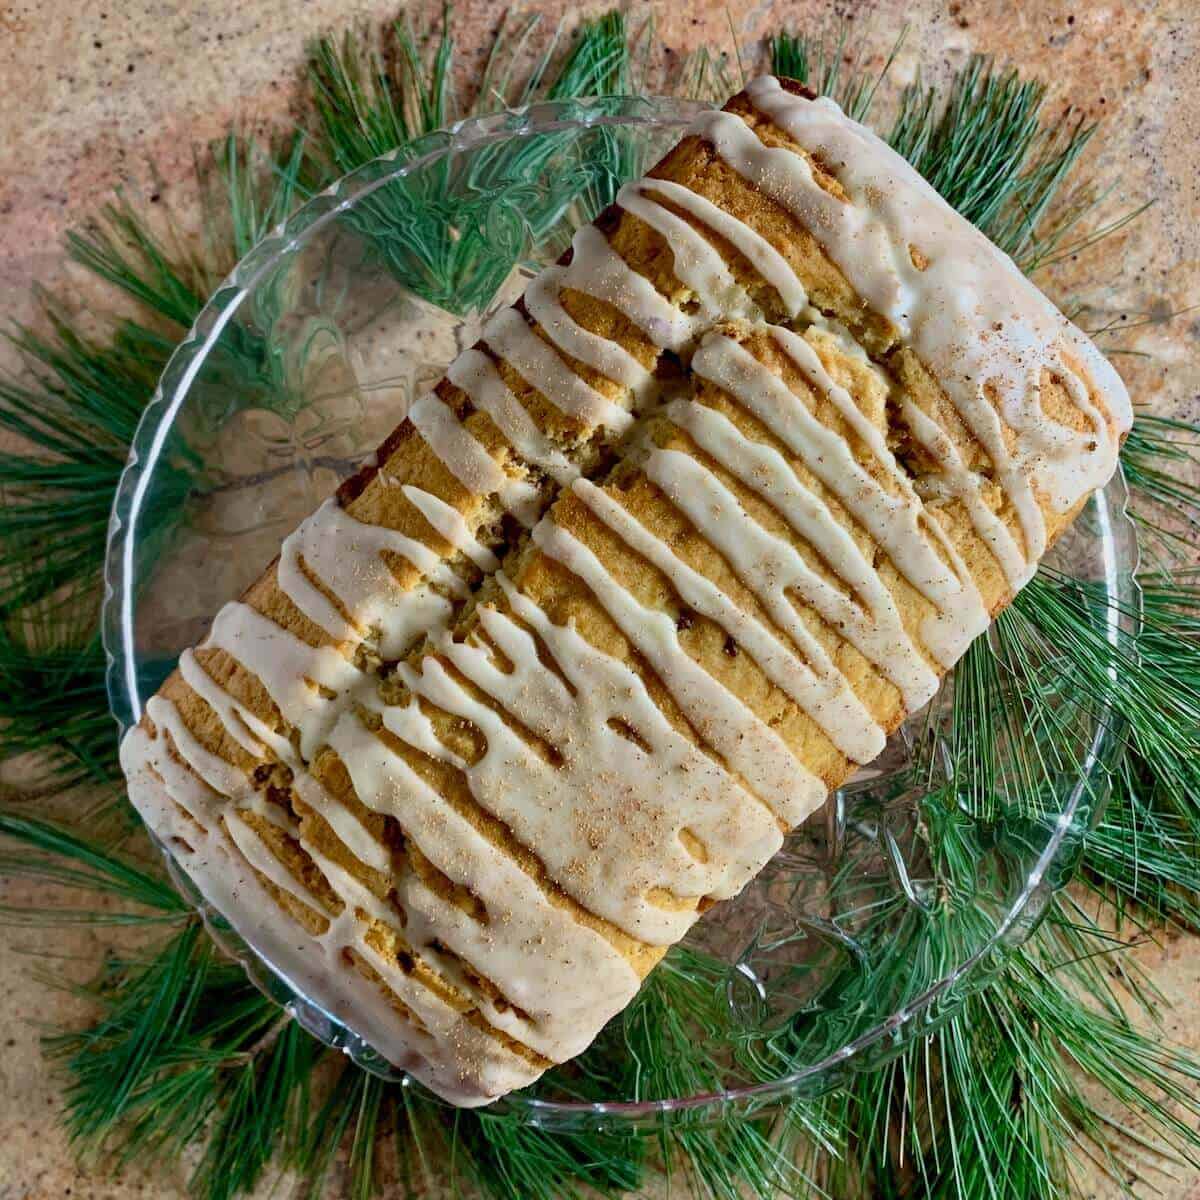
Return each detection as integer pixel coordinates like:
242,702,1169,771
889,58,1100,271
0,136,311,795
0,811,186,919
66,203,208,331
0,631,119,785
191,1018,320,1200
456,1111,644,1200
46,922,213,1150
40,919,325,1193
770,23,903,121
303,12,647,315
609,947,825,1199
1021,571,1200,820
292,1061,371,1197
0,313,182,615
1121,413,1200,564
1078,570,1200,927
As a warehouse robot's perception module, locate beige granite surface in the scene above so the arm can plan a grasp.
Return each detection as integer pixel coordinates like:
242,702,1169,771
1,1,1198,1197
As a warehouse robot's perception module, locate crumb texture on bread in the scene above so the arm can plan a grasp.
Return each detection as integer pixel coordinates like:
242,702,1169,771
121,76,1131,1106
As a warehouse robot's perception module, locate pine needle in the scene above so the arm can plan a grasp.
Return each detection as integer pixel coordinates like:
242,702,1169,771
0,137,307,795
292,1063,369,1198
41,919,324,1192
456,1110,644,1200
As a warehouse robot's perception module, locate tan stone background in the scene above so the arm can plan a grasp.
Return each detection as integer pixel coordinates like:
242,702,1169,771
1,0,1198,1196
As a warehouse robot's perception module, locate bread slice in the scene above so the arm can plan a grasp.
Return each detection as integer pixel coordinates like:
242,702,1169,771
121,77,1131,1106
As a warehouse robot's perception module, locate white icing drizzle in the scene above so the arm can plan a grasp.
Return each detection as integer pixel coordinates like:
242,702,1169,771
204,602,365,762
122,721,216,826
772,327,898,481
532,516,823,826
482,308,632,434
291,770,392,875
664,399,938,709
178,648,294,763
617,180,756,320
147,695,245,801
281,811,540,1098
376,581,782,943
409,392,540,526
691,331,989,666
125,712,568,1103
572,477,885,764
561,225,694,351
623,177,809,317
279,498,462,657
645,445,899,722
326,710,641,1058
900,397,1029,586
445,349,577,485
120,78,1131,1107
524,266,655,397
399,484,501,573
224,809,319,910
298,841,541,1097
121,726,485,1098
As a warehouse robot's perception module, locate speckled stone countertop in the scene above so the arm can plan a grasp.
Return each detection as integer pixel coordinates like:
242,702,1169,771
1,2,1198,1197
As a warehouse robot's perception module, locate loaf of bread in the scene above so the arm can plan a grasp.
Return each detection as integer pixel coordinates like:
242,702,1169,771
120,77,1131,1106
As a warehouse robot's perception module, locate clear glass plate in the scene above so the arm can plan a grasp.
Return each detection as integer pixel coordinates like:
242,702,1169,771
103,97,1137,1129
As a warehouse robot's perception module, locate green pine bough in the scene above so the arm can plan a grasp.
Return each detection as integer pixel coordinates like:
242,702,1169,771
1,11,1198,1200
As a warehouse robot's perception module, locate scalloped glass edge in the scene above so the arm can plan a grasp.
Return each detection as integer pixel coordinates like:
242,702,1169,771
101,98,1140,1131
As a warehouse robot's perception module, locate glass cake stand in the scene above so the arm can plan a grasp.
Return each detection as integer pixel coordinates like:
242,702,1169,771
103,97,1137,1129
